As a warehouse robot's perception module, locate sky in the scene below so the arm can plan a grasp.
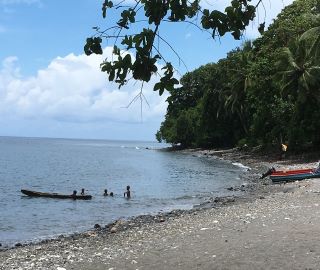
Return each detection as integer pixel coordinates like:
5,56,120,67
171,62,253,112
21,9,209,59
0,0,294,141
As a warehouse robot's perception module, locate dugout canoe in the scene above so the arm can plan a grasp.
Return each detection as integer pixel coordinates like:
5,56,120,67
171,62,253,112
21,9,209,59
270,168,320,183
21,189,92,200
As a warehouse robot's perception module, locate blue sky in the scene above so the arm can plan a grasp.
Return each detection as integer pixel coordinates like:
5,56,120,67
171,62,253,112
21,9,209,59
0,0,293,141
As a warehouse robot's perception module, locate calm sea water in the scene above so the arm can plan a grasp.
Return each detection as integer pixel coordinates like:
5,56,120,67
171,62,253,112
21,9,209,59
0,137,245,246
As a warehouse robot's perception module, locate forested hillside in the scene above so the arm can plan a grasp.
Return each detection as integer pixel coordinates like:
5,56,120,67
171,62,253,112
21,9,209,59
156,0,320,150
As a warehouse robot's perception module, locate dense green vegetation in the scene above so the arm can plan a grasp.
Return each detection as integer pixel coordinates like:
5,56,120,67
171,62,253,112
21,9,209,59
156,0,320,150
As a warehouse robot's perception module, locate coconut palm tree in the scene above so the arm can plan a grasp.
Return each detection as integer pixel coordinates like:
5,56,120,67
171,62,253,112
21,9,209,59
277,26,320,103
276,26,320,146
218,41,253,134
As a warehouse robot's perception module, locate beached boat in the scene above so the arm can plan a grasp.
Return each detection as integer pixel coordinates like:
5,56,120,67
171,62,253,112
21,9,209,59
270,168,320,183
21,189,92,200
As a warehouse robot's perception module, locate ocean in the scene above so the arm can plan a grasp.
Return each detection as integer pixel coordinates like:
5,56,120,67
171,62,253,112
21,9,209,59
0,136,245,247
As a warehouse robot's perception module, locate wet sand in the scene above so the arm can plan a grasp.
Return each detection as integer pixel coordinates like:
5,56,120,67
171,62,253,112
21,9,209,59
1,148,320,270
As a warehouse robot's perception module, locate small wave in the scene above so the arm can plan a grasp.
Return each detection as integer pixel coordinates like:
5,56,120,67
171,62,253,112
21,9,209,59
232,162,251,171
176,195,197,200
120,145,141,149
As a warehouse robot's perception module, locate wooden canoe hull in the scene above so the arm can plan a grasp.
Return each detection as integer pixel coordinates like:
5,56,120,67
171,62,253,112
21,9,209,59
270,169,320,183
21,189,92,200
271,168,313,176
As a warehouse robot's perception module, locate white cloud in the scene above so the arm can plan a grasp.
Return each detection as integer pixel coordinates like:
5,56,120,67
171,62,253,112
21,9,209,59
0,48,169,125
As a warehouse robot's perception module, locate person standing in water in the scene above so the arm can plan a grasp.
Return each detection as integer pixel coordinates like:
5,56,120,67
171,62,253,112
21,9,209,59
124,185,131,198
72,190,77,200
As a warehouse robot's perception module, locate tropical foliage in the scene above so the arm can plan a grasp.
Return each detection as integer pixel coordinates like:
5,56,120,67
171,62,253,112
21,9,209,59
156,0,320,150
85,0,266,94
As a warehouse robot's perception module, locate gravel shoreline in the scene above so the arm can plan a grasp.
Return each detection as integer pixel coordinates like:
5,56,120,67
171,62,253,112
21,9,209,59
1,148,320,270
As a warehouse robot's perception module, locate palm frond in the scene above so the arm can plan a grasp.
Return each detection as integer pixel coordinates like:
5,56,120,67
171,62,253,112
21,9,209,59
300,26,320,60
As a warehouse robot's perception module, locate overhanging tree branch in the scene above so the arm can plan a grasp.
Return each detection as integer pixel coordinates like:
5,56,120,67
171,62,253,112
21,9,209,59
85,0,266,95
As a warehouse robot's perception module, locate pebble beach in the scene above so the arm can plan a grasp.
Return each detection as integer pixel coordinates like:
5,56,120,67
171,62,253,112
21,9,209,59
1,148,320,270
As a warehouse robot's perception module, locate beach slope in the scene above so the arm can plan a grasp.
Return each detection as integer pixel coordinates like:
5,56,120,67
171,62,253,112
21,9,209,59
2,179,320,270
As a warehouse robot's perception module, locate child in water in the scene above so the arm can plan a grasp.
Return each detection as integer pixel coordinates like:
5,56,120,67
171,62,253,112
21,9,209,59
72,190,77,200
124,185,131,198
104,189,114,197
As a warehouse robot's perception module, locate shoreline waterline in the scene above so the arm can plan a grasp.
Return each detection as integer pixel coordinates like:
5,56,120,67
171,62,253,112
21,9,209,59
1,147,270,250
1,150,254,249
1,138,248,247
2,147,320,270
